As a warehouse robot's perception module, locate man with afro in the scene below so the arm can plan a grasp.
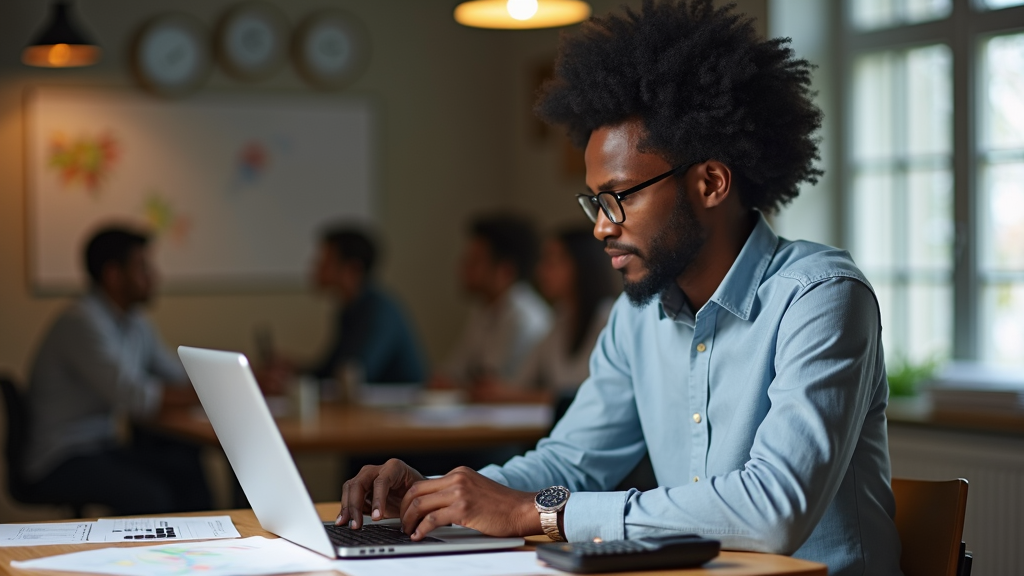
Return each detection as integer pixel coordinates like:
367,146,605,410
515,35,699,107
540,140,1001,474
337,2,901,574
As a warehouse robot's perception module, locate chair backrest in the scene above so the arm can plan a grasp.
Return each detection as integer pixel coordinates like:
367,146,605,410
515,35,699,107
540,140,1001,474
0,375,32,500
891,477,969,576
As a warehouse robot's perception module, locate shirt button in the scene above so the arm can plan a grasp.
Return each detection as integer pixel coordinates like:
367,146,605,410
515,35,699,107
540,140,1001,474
696,343,706,352
693,476,700,482
692,413,702,424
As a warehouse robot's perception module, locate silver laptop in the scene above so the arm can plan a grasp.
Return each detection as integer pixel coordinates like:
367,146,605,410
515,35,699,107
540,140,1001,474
177,346,524,558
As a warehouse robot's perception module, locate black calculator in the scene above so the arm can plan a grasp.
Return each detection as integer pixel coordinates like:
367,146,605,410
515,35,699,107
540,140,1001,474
535,533,720,573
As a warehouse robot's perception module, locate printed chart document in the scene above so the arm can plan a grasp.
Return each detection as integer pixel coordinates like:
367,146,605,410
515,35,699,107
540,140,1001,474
0,516,239,547
0,522,92,546
11,536,332,576
89,516,239,542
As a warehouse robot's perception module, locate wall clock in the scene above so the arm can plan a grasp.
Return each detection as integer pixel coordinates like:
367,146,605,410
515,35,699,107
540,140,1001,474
292,10,370,90
132,14,210,98
216,2,288,81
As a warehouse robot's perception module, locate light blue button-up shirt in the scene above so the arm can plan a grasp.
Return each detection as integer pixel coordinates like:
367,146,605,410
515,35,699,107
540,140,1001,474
480,214,902,576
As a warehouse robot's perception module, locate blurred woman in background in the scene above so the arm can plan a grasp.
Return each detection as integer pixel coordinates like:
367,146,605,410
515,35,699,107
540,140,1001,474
472,227,619,403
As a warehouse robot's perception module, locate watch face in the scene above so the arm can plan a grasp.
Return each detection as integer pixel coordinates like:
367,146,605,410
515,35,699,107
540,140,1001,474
536,486,570,511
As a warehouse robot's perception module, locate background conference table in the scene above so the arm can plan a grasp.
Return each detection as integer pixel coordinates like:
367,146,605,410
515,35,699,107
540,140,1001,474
154,401,553,453
0,504,827,576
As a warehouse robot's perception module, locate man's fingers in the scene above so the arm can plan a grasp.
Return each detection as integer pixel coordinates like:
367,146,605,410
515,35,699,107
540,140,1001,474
410,506,458,541
371,475,393,521
341,467,378,529
400,485,458,536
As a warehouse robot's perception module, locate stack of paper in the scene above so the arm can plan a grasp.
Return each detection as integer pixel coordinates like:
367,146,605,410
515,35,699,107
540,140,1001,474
0,516,239,547
11,536,333,576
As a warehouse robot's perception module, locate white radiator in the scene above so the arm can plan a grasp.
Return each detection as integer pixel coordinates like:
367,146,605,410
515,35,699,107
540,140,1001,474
888,423,1024,576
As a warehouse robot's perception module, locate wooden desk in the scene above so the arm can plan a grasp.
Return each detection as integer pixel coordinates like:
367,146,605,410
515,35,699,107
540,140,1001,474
154,403,551,454
0,504,826,576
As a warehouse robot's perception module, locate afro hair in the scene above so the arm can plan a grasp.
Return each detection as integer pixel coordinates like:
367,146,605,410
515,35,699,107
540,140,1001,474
535,0,823,214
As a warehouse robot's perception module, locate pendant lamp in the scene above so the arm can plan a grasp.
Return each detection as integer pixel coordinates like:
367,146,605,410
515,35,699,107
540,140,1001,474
454,0,591,29
22,1,101,68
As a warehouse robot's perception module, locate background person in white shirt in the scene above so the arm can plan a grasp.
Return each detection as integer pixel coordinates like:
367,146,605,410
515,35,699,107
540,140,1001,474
472,227,618,403
25,226,211,515
433,214,552,389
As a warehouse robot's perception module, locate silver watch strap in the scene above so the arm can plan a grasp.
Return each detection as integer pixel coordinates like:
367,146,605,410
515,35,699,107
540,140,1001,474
540,510,565,541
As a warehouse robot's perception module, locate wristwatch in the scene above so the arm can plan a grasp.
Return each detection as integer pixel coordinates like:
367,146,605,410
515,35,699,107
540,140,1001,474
535,485,570,541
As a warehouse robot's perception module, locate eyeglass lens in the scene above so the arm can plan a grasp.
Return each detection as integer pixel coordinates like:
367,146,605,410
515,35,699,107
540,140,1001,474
598,194,624,223
578,195,600,223
577,194,625,224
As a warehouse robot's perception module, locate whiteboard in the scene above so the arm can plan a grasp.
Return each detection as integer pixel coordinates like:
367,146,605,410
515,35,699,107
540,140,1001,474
25,88,374,293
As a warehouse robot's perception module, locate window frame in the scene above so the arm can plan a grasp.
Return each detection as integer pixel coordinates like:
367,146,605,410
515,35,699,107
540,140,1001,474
839,0,1024,362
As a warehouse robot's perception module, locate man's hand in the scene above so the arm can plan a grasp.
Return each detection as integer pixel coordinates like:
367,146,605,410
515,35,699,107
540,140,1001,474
337,459,426,529
399,466,541,540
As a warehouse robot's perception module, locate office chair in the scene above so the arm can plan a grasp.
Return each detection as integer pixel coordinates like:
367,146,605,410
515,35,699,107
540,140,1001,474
891,477,972,576
1,375,86,517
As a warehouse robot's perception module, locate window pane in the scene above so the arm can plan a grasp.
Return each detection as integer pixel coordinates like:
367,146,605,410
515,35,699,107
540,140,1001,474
982,33,1024,150
907,282,952,362
852,172,896,270
979,0,1024,9
906,45,952,156
853,53,895,162
981,283,1024,366
849,43,952,365
907,169,953,272
980,162,1024,270
905,0,952,23
851,0,951,30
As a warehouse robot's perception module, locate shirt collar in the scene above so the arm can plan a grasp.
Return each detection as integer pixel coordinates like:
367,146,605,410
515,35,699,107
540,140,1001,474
659,211,778,322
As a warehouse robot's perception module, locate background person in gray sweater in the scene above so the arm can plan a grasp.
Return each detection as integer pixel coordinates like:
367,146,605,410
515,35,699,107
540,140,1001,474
25,226,210,515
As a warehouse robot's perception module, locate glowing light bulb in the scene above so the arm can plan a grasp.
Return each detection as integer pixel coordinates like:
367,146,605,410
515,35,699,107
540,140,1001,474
48,43,71,66
507,0,539,20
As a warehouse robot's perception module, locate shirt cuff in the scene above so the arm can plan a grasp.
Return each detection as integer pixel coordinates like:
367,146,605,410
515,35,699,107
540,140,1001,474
563,491,628,542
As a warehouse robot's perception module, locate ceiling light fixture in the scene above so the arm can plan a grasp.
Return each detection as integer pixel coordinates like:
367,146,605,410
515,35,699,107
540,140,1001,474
454,0,591,29
22,1,101,68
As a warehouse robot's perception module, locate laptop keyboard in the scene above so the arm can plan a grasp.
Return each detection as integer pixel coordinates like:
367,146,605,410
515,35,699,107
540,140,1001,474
325,523,443,547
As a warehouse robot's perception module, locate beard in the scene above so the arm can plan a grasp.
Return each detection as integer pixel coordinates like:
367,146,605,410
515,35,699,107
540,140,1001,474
616,186,707,307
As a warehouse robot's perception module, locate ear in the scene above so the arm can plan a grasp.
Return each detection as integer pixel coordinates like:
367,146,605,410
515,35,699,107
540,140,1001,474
696,161,733,209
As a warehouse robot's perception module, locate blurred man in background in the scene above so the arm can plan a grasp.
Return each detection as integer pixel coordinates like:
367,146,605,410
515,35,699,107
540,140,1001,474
435,215,551,388
25,226,211,515
308,226,426,384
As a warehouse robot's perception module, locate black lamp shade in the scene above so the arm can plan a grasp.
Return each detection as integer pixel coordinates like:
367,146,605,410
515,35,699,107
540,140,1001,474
22,1,101,67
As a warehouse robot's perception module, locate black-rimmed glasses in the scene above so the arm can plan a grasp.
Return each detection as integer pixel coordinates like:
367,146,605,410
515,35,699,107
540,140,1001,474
576,163,689,224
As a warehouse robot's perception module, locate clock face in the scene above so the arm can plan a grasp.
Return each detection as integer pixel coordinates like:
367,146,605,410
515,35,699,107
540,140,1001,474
217,2,288,81
293,10,370,89
306,22,351,76
141,27,199,86
133,14,210,97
